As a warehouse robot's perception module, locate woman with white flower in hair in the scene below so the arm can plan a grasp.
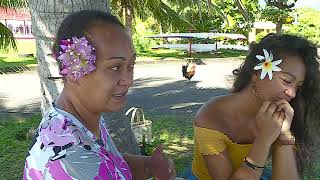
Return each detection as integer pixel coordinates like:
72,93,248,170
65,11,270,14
190,33,320,180
23,10,176,180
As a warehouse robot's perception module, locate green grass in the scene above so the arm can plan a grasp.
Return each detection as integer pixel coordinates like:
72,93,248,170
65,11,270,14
138,49,247,60
0,39,37,69
0,39,36,56
0,56,37,69
15,39,36,55
144,115,194,174
0,115,41,180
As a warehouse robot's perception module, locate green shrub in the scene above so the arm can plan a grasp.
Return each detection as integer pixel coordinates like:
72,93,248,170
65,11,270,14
255,31,269,43
133,17,160,53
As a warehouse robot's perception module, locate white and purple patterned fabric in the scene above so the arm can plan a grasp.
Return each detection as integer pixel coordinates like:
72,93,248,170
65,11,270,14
23,106,132,180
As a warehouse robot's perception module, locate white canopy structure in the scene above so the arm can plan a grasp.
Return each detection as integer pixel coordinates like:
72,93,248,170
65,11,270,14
147,33,248,53
146,32,247,40
152,44,248,52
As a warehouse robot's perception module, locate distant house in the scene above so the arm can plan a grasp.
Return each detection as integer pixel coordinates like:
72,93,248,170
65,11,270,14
248,22,276,43
0,8,33,39
248,22,291,42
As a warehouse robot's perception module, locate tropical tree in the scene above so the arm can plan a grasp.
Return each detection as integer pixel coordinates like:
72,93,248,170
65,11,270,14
0,0,27,51
261,0,296,34
110,0,259,37
110,0,193,35
203,0,259,35
28,0,140,154
286,8,320,45
109,0,259,54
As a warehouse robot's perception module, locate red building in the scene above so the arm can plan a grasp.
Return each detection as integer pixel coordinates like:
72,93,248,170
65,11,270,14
0,8,33,39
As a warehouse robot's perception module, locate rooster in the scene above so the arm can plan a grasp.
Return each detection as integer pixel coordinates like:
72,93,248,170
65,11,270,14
182,63,196,82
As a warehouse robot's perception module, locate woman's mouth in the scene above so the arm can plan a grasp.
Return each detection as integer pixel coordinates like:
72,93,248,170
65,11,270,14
112,91,128,101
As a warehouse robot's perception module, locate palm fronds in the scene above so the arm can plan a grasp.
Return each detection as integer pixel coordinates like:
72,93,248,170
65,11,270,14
0,22,17,51
0,0,27,51
0,0,27,8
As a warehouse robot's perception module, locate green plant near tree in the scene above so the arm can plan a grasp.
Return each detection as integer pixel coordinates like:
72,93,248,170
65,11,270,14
132,17,161,53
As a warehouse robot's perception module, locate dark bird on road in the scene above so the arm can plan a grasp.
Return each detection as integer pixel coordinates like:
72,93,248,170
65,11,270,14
182,63,196,81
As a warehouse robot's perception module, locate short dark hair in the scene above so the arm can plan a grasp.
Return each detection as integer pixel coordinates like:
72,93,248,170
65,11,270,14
233,33,320,176
52,10,125,65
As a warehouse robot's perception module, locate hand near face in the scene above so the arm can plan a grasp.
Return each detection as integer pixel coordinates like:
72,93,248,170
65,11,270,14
255,101,285,145
273,99,294,134
148,145,176,180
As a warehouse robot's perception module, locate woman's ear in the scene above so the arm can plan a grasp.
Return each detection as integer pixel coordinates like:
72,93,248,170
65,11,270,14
66,76,80,86
252,72,259,82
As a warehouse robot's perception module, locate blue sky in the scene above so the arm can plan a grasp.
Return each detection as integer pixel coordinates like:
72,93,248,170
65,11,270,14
259,0,320,10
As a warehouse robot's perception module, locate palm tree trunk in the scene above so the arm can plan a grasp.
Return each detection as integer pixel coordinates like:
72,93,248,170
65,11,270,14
235,0,251,22
276,21,283,34
28,0,140,154
124,0,133,37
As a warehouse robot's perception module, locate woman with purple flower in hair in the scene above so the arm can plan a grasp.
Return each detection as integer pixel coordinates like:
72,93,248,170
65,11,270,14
23,10,176,180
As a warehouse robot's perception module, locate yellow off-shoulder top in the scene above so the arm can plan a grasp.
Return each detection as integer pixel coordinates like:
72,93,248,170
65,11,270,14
192,125,252,180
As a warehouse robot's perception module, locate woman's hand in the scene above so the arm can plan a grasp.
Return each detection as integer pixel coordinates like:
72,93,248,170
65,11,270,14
272,99,295,145
255,101,285,146
273,99,294,134
146,145,176,180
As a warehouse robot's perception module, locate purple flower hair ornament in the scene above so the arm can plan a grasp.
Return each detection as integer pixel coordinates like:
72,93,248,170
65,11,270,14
57,36,97,81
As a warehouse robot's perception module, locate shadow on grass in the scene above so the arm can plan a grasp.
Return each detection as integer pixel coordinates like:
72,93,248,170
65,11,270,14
149,115,194,173
0,56,37,73
0,114,40,180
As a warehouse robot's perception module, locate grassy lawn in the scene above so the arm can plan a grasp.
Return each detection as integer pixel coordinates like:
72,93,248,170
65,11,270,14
0,39,37,69
145,115,194,174
0,115,41,180
0,56,37,69
0,39,36,56
138,49,248,60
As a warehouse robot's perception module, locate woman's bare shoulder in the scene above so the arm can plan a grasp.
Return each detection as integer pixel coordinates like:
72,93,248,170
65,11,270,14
194,95,233,131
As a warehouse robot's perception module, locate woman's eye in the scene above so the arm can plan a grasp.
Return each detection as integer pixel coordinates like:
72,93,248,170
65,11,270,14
281,79,291,84
111,65,120,71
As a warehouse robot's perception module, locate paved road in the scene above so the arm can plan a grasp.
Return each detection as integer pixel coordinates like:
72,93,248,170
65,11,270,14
0,59,243,120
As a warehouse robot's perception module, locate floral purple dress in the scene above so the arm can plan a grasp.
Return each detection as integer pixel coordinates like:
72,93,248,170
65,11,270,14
23,106,132,180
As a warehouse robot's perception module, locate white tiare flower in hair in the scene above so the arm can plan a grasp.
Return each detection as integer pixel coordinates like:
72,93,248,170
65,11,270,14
254,49,282,80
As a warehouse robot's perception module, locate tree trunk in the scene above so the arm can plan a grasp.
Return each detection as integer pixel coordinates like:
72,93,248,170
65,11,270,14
235,0,251,22
119,0,125,23
196,0,202,21
276,20,283,34
28,0,140,154
124,0,133,37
